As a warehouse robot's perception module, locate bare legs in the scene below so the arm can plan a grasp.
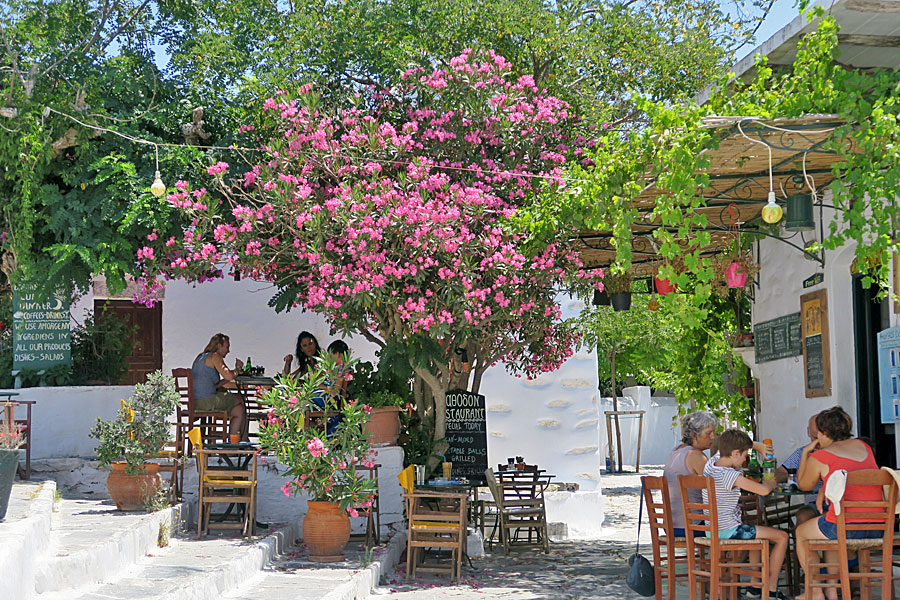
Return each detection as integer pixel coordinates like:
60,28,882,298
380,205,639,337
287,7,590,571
795,518,836,600
756,525,789,592
229,400,246,440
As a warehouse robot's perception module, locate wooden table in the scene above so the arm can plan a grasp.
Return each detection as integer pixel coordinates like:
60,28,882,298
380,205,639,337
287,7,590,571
404,487,469,582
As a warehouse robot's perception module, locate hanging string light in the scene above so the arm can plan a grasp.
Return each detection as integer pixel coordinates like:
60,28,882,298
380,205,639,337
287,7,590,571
737,121,782,225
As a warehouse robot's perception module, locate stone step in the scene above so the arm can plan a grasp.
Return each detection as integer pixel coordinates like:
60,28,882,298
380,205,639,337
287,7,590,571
35,494,190,595
0,480,56,600
224,531,407,600
39,522,299,600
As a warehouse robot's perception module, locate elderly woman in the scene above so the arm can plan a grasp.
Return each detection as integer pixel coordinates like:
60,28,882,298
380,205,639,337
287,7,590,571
794,406,881,600
191,333,246,440
664,411,772,536
664,411,719,536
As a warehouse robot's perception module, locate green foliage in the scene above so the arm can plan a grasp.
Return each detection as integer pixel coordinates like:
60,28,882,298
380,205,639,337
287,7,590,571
69,309,136,385
398,410,439,468
346,359,412,408
89,371,180,475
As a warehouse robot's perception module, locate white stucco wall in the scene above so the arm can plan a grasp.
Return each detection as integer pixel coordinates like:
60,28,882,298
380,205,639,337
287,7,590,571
749,193,899,463
479,296,602,486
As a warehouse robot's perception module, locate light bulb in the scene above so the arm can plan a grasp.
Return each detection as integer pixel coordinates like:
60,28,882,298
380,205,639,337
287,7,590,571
761,191,783,224
150,171,166,197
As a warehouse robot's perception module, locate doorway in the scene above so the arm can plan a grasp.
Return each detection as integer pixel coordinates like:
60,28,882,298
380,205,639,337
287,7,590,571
852,274,896,468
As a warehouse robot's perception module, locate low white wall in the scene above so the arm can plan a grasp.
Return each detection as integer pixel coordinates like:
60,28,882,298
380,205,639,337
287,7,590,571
0,385,130,459
598,387,680,468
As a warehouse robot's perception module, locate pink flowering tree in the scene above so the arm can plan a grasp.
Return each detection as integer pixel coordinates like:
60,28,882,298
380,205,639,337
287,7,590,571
137,50,602,445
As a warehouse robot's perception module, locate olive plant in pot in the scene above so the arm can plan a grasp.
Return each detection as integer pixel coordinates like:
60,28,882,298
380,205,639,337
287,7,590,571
258,353,377,562
89,371,180,510
0,411,23,521
347,360,410,446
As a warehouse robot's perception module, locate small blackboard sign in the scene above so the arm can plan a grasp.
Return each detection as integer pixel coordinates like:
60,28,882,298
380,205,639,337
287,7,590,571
801,289,831,397
754,313,802,363
444,389,488,484
12,285,71,373
805,334,825,390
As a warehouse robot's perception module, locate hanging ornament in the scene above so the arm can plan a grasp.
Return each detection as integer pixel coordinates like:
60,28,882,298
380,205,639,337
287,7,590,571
761,191,783,224
648,298,659,312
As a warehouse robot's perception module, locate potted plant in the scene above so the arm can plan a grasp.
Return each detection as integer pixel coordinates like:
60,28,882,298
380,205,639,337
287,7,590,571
713,250,760,297
654,257,683,296
89,371,180,511
258,354,377,562
0,410,22,521
604,272,633,312
346,360,411,446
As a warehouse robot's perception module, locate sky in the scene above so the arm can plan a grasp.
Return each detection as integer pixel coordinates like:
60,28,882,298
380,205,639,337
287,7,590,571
735,0,805,62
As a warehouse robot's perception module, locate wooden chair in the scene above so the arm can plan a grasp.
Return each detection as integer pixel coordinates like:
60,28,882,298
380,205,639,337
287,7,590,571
642,476,690,600
804,469,896,600
404,489,467,582
355,464,381,547
172,368,230,450
188,427,258,538
146,438,183,502
484,468,549,554
679,474,772,600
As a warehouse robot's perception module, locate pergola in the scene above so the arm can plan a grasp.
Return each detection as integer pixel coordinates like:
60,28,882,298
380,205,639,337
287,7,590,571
573,115,849,275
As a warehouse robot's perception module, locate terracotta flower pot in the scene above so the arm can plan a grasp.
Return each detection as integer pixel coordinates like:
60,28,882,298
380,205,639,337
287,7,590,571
654,277,677,295
363,406,402,445
725,262,748,288
106,462,162,511
303,500,351,562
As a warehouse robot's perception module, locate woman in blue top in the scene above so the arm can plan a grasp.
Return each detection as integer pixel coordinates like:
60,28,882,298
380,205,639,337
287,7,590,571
191,333,246,440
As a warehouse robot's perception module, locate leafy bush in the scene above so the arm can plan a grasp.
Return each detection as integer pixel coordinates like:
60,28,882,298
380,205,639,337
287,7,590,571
89,370,180,475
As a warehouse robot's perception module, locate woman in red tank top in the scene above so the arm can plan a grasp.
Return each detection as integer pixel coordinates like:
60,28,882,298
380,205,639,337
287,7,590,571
794,407,882,600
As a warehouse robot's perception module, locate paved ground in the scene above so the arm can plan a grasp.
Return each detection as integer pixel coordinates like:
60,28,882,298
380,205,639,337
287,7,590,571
367,467,661,600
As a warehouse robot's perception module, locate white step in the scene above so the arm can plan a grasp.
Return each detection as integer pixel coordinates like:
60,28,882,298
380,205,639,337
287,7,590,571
0,480,55,600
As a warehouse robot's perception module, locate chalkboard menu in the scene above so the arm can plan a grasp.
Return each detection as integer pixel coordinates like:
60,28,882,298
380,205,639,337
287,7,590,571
444,389,488,484
754,313,802,363
801,289,831,397
12,285,71,373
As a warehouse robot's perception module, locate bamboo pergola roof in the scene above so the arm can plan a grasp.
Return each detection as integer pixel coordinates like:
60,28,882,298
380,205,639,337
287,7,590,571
574,115,848,275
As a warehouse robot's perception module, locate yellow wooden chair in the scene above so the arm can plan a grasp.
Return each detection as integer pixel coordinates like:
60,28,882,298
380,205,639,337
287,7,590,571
188,427,258,538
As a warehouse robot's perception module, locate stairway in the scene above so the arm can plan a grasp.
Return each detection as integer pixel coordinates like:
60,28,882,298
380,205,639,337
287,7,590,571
0,480,404,600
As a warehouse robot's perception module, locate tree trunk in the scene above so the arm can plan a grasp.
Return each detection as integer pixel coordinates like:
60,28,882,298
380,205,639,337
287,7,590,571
415,367,449,467
610,352,624,473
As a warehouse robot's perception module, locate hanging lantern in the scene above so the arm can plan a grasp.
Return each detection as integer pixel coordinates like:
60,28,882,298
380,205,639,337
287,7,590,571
785,192,814,231
648,298,659,312
761,191,783,224
150,171,166,197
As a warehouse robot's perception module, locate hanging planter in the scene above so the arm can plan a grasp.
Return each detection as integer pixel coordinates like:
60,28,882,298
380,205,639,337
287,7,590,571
725,261,748,288
603,272,633,312
654,277,677,295
610,293,632,312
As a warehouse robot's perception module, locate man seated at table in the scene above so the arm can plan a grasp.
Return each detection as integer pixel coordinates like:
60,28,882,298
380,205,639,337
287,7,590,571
309,340,350,437
775,412,822,525
192,333,247,441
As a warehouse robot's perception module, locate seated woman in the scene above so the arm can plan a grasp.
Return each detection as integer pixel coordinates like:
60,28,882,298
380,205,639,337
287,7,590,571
795,406,882,600
282,331,321,378
191,333,246,440
663,411,718,537
310,340,350,436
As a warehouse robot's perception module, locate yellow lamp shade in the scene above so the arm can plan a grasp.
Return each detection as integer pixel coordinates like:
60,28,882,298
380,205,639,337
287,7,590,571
761,192,783,224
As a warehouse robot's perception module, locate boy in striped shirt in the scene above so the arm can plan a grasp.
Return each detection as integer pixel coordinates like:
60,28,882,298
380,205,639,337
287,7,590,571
704,429,790,600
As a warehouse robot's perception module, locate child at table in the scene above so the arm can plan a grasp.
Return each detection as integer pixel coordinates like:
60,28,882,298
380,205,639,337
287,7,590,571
704,429,790,600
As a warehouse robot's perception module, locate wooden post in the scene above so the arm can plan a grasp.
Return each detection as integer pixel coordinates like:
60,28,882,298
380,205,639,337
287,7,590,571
636,411,644,473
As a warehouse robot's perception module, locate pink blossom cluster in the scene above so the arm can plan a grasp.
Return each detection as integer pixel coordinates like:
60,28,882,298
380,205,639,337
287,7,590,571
136,49,601,380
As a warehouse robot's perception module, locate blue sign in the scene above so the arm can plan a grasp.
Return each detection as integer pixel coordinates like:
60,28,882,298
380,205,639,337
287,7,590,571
877,327,900,424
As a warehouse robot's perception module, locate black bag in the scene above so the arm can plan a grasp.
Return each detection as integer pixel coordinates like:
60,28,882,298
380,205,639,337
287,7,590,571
626,481,656,597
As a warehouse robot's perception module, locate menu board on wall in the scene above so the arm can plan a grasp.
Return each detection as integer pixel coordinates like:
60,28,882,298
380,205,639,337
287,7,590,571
876,327,900,424
12,285,71,373
754,313,803,363
444,389,488,484
801,289,831,397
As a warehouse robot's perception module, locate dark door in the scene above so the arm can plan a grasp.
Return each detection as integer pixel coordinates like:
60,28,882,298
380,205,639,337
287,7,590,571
94,299,162,385
852,275,895,468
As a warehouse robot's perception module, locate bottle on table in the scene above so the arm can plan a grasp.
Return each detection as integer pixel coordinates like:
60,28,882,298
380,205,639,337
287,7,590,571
245,357,252,375
761,439,776,483
747,451,762,482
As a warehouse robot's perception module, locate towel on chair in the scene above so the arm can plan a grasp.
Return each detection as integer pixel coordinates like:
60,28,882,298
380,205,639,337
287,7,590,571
879,466,900,514
824,469,847,515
